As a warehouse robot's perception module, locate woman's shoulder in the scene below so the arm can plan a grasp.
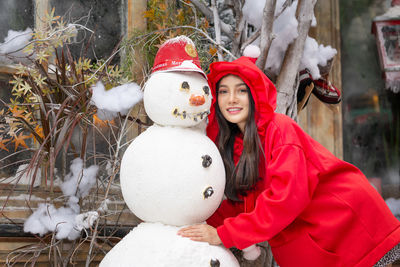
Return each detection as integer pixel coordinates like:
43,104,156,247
270,113,296,125
263,113,305,148
267,113,300,135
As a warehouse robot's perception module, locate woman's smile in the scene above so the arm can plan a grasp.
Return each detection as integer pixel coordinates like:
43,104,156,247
226,107,243,114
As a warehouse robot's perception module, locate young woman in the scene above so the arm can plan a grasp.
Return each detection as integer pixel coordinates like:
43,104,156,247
178,53,400,266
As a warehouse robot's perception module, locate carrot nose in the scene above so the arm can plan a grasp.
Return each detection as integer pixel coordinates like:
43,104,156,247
189,94,205,106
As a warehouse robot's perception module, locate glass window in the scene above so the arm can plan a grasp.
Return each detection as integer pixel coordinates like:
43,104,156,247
51,0,123,63
0,1,34,179
0,72,33,179
0,0,34,65
341,0,400,195
0,0,34,41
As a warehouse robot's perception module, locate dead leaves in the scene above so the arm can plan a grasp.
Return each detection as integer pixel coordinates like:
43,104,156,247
0,136,10,152
11,132,30,151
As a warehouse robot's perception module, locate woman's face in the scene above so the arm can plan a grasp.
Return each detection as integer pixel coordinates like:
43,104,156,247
217,74,249,132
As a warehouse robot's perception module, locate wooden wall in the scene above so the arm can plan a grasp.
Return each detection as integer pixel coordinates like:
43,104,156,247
298,0,343,159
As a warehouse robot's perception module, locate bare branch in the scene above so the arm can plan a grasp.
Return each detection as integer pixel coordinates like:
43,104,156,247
180,0,199,28
190,0,234,39
275,0,293,19
256,0,277,70
231,4,246,57
241,29,260,51
211,0,224,61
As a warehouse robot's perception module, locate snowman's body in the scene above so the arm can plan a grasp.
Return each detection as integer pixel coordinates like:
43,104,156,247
100,223,239,267
100,124,239,266
119,125,225,226
100,38,239,267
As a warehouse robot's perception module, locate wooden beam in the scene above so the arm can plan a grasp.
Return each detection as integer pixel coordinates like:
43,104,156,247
34,0,50,32
127,0,147,35
126,0,149,141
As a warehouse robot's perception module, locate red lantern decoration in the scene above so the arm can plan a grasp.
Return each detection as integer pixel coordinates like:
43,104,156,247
372,2,400,93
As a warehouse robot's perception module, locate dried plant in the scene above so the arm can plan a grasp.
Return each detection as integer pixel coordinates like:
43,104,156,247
1,8,144,267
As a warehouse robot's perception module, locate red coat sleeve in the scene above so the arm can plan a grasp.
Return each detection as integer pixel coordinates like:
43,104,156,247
207,199,242,228
216,144,319,249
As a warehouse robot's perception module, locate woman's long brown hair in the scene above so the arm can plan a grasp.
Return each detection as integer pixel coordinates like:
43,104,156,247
215,79,261,201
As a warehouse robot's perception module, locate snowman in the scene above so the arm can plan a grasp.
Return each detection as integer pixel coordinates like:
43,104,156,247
100,36,241,266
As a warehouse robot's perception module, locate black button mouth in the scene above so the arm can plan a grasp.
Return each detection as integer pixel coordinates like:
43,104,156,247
210,259,220,267
202,155,212,168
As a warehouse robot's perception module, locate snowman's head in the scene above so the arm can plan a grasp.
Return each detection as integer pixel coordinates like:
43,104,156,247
144,71,212,127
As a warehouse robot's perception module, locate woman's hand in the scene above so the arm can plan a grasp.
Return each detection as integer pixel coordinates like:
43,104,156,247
177,224,222,246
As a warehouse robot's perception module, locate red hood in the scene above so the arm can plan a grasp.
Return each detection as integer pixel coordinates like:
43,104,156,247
206,56,277,142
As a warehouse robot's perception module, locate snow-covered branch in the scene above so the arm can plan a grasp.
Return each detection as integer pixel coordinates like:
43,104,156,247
275,0,317,114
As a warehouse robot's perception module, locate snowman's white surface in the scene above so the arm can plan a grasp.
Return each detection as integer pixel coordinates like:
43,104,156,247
144,71,212,127
101,69,239,266
120,125,225,225
100,222,239,267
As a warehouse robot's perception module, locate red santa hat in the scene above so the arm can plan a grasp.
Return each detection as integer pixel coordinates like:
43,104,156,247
151,35,206,77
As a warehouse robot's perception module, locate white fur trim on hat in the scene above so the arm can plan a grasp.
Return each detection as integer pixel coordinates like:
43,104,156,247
243,45,261,58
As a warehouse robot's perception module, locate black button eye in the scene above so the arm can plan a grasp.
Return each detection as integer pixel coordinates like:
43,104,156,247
203,85,210,95
203,186,214,199
181,81,190,91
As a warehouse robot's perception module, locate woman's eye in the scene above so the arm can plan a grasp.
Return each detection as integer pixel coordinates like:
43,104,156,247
239,88,247,93
180,81,190,92
218,89,227,94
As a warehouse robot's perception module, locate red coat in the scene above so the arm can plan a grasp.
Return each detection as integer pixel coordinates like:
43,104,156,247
205,56,400,267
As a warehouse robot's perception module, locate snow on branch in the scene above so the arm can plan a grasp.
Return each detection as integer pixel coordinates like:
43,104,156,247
242,0,336,80
275,0,317,114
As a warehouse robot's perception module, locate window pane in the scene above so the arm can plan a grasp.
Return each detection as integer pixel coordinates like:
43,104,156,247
0,0,34,41
0,0,34,65
341,0,400,195
51,0,123,62
0,73,33,179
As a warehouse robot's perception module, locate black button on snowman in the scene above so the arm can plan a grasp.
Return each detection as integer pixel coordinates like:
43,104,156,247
100,36,240,266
